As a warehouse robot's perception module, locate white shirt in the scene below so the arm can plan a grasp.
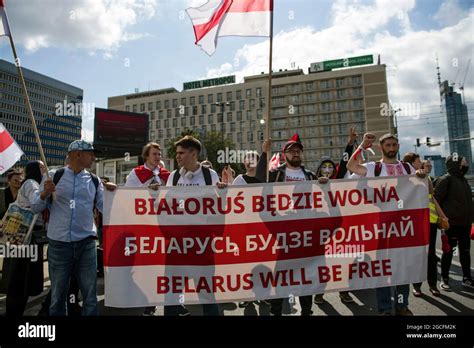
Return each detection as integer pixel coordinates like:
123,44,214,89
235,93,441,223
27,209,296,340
361,161,415,178
125,163,163,187
166,165,219,186
16,178,44,226
285,167,307,182
232,174,247,185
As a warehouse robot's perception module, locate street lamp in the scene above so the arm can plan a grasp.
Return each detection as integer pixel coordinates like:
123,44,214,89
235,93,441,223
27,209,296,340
215,102,230,142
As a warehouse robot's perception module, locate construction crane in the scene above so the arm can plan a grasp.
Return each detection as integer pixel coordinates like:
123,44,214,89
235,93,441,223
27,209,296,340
459,58,471,104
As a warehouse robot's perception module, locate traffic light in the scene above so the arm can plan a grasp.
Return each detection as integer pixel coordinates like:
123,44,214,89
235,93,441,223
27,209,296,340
416,138,420,147
426,137,431,146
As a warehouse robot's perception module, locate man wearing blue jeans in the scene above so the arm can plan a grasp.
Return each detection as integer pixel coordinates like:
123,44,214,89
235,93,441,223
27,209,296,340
32,140,116,315
348,133,427,315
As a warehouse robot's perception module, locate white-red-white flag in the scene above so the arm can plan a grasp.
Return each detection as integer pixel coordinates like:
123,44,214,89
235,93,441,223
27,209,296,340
186,0,272,56
0,123,24,174
0,0,11,37
268,152,280,171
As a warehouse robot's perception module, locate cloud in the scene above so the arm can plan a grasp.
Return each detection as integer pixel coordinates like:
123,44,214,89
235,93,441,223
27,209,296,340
203,0,473,159
434,0,468,26
6,0,158,57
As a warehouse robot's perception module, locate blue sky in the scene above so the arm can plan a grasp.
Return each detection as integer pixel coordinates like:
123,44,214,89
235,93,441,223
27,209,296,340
0,0,473,160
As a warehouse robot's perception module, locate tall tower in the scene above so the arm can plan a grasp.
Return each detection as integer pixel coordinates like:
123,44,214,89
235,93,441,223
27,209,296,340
438,58,473,174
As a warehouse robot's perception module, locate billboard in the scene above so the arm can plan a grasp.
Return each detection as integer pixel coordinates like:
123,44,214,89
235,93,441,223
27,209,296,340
94,108,149,160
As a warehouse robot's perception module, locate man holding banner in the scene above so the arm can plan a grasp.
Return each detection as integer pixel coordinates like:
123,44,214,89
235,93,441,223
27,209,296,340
348,132,426,315
256,134,317,316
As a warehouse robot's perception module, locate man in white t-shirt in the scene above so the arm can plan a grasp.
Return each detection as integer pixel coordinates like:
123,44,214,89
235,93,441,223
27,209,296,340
256,135,317,316
166,135,225,316
125,142,170,190
348,132,426,316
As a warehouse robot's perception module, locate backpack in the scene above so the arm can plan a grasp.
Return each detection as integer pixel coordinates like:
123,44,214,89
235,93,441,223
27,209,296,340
49,168,100,206
172,166,212,186
374,161,412,177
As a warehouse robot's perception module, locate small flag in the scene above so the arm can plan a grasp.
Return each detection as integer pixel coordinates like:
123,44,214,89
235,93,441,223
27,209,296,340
268,152,280,171
186,0,272,56
0,0,11,37
0,123,24,174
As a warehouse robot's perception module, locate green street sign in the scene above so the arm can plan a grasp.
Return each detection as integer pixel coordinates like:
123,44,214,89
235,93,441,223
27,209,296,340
310,55,374,72
183,75,236,90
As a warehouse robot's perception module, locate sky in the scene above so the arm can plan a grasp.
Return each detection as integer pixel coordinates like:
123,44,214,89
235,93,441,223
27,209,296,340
0,0,473,161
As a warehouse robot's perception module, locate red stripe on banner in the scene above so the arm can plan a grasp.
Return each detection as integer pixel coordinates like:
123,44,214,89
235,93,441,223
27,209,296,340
103,208,429,267
0,0,4,8
193,0,233,44
227,0,272,12
0,129,14,153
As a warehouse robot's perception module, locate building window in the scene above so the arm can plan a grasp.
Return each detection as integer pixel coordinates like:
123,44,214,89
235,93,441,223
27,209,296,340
352,99,363,108
217,93,222,102
211,124,216,132
257,109,263,119
237,132,242,142
230,101,235,111
246,89,252,98
208,114,213,123
250,99,255,109
150,111,155,120
132,105,137,112
193,106,198,115
199,95,204,104
140,103,145,112
158,110,163,119
165,100,169,108
227,112,232,122
208,94,213,103
336,78,345,87
190,97,195,105
125,105,130,112
181,117,186,127
236,90,242,99
199,115,204,125
172,99,178,108
237,111,242,121
164,119,169,128
181,98,186,106
148,102,153,111
156,120,161,128
337,89,346,98
173,118,177,127
230,122,236,132
167,109,172,118
239,100,245,110
352,76,362,85
211,104,216,113
190,116,195,125
247,110,252,120
201,104,207,114
156,101,161,109
226,91,232,101
256,87,262,97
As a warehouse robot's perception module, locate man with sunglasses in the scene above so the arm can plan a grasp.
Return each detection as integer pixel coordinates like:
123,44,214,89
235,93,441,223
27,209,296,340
256,134,316,316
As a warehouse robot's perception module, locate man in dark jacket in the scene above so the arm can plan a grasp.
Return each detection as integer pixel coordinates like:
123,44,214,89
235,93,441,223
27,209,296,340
434,155,473,290
256,135,316,316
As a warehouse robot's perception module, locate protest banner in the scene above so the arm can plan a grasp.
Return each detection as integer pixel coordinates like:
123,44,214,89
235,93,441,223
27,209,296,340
103,176,429,307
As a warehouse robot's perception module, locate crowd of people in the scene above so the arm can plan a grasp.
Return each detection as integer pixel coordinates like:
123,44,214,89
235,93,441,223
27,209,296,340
0,126,472,317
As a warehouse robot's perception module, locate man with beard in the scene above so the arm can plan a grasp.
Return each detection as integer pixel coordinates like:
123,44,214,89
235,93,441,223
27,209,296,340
348,133,426,315
256,134,317,316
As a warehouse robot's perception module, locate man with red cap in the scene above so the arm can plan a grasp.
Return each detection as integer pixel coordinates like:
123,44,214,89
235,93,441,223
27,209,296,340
256,134,317,316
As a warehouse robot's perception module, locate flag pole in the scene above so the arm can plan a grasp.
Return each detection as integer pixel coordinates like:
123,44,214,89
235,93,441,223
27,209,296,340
3,3,50,177
265,0,274,182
